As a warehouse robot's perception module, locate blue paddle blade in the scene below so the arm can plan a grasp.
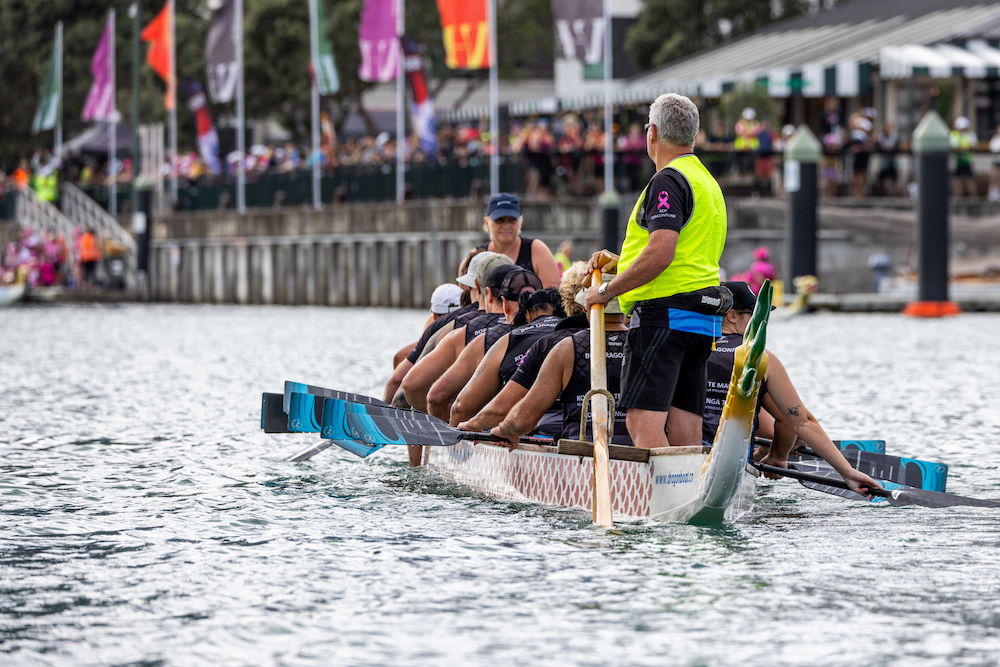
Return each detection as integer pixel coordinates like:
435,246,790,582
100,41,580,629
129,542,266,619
328,439,384,458
287,391,323,432
835,439,886,455
320,399,408,446
282,381,388,414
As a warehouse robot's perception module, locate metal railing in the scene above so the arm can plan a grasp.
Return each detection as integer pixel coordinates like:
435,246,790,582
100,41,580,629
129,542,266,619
61,182,137,289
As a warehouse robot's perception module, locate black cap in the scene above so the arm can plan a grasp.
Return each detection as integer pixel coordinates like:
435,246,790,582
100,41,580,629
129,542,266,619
486,193,521,219
484,264,522,291
723,281,775,312
498,268,543,300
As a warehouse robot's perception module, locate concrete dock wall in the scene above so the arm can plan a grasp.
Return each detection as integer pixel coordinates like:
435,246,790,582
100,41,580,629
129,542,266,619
150,200,603,307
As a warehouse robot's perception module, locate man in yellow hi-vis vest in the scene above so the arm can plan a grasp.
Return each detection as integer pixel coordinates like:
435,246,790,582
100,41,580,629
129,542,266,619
585,93,729,449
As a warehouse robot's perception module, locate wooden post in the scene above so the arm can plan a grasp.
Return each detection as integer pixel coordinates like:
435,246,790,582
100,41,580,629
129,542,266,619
590,267,613,528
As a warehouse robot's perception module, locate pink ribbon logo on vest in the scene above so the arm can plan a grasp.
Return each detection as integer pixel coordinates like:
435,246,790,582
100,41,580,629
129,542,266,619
657,191,670,210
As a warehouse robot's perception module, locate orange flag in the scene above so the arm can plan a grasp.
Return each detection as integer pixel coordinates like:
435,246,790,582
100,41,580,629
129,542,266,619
436,0,490,69
142,1,175,110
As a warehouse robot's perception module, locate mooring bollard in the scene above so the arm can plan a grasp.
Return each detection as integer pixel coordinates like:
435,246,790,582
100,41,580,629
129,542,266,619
784,125,821,295
599,189,621,255
903,111,960,318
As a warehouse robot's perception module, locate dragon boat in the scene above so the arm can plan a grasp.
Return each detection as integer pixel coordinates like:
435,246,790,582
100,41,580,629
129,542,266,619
262,281,777,524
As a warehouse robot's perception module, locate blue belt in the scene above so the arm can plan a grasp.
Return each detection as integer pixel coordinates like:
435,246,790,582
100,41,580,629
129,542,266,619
668,308,722,336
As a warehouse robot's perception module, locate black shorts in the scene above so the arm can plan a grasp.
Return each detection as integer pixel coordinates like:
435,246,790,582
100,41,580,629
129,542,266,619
955,163,973,177
618,326,713,415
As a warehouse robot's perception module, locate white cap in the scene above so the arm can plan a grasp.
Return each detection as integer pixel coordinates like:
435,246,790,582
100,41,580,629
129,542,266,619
955,116,970,130
429,284,463,314
742,107,757,121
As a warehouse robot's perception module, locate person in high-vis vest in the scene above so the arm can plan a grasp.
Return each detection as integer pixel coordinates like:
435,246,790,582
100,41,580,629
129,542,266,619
584,93,729,449
950,116,978,198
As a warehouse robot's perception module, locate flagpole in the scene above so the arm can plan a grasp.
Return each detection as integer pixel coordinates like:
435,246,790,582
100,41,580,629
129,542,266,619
395,0,405,204
109,9,118,218
236,0,246,213
169,0,178,204
130,3,140,220
487,0,498,196
55,21,63,158
602,0,613,195
310,0,321,211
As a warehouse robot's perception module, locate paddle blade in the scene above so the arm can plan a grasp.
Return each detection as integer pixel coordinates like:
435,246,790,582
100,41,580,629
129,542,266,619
284,438,383,462
287,391,324,432
320,398,467,448
261,393,290,433
283,381,388,414
881,487,1000,509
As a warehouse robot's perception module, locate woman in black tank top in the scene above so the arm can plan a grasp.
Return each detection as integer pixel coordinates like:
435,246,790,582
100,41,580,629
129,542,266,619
479,193,561,287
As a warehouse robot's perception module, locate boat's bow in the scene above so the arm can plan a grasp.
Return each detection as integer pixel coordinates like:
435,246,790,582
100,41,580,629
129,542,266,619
659,280,773,523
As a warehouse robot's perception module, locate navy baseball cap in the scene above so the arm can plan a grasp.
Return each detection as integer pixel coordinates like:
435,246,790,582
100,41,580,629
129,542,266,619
723,281,776,312
486,193,521,220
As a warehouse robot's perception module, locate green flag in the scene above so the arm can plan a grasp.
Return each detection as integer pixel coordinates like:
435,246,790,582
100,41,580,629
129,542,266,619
312,0,339,95
32,24,62,134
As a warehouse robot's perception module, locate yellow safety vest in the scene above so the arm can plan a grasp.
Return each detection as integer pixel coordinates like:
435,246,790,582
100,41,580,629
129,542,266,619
617,155,727,315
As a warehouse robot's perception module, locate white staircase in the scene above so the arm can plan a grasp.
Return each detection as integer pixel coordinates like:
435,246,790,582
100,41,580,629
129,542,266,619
60,183,137,289
13,187,79,265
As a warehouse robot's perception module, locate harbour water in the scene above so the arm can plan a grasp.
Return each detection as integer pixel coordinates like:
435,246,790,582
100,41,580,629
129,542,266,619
2,305,1000,666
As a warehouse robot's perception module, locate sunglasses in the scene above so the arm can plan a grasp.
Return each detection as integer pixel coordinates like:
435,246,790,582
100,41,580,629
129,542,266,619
644,123,656,133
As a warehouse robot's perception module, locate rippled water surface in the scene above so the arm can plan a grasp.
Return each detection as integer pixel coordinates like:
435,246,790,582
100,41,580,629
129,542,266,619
2,304,1000,666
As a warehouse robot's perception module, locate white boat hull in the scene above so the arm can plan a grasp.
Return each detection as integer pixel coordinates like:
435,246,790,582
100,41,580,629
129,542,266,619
424,441,757,523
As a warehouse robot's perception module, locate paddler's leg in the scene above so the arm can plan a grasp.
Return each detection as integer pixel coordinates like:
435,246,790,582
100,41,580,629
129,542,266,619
664,408,702,447
625,409,669,449
407,445,423,467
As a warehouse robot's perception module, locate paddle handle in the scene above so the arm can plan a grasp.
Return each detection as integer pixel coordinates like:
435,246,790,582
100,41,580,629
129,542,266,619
753,462,888,498
589,268,613,527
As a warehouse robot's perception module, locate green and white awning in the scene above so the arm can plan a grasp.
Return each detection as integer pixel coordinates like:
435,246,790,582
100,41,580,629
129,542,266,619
881,40,1000,79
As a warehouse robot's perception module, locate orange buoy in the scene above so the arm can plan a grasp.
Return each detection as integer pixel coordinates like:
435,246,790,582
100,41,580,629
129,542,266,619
902,301,961,318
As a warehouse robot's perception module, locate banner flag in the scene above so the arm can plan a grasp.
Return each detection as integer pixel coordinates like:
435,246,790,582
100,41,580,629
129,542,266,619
312,0,340,94
82,18,114,121
551,0,604,64
180,81,221,174
141,1,175,110
402,38,437,155
33,27,61,133
358,0,398,82
206,0,239,103
436,0,490,69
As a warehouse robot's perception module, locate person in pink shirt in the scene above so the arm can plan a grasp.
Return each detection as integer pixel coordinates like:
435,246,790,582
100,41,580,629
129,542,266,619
746,246,776,294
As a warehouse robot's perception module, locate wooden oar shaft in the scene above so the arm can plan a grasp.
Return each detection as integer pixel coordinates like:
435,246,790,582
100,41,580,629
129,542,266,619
590,268,613,527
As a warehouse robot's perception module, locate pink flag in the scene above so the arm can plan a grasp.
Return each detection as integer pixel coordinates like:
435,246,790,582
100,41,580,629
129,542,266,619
82,18,115,121
358,0,398,82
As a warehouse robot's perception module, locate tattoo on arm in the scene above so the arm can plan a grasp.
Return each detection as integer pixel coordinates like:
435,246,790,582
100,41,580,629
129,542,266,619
786,404,801,418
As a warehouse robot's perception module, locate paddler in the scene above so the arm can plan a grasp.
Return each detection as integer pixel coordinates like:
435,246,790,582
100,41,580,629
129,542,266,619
704,282,881,496
383,249,486,403
448,274,565,426
401,254,515,413
392,283,464,368
584,93,729,449
491,274,632,446
478,193,560,288
423,265,539,421
457,261,590,436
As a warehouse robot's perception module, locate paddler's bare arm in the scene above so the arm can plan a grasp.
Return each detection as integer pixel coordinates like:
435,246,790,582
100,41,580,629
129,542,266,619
492,338,572,444
760,353,881,497
450,335,508,426
384,359,412,403
583,230,679,309
426,333,488,421
530,240,562,289
459,380,529,433
401,327,464,413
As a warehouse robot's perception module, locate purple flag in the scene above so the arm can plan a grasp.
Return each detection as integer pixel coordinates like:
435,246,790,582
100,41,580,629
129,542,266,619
82,18,114,121
358,0,398,82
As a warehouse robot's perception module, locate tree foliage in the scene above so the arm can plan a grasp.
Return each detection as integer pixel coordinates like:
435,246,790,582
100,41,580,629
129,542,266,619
625,0,808,71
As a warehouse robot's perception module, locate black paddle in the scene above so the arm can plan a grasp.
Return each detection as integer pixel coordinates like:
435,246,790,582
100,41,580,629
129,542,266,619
753,462,1000,509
